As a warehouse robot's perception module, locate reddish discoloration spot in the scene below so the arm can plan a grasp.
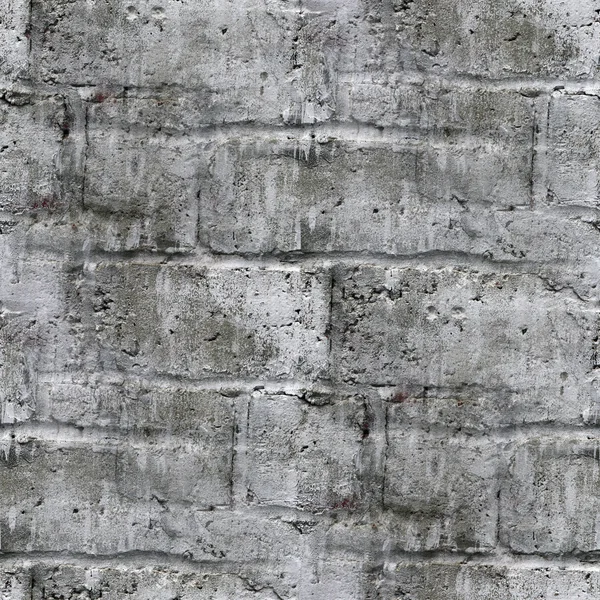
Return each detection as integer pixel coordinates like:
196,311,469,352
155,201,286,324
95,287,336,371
332,497,356,510
92,91,109,103
60,120,70,138
32,196,58,212
390,390,409,403
361,420,370,439
360,413,373,439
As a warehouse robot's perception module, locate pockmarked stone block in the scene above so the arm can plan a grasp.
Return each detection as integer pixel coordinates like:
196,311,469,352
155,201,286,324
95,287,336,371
84,99,206,252
0,0,30,82
546,93,600,207
35,380,230,434
294,554,370,600
27,564,287,600
115,442,232,507
70,264,330,381
340,85,534,139
501,437,600,555
331,267,596,421
0,437,308,572
0,94,64,215
239,393,365,510
199,90,533,254
30,0,295,119
383,383,576,432
383,423,500,552
357,0,600,79
0,250,73,425
0,435,231,524
377,563,600,600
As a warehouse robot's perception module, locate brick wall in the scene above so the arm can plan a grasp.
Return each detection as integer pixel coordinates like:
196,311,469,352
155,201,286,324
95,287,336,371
0,0,599,597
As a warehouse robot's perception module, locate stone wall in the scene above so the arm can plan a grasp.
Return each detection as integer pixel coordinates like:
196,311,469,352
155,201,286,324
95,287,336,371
0,0,599,597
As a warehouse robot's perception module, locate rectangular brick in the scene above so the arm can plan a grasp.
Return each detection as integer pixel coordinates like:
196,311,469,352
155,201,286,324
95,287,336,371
341,85,534,136
0,0,29,83
237,393,366,511
0,94,64,215
84,100,204,252
382,384,574,432
31,0,295,121
27,564,284,600
295,557,369,600
355,0,600,80
115,443,232,507
500,436,600,554
200,90,534,255
546,93,600,206
35,380,229,434
69,264,330,381
377,563,600,600
331,266,596,423
383,422,500,552
0,432,231,513
0,251,73,424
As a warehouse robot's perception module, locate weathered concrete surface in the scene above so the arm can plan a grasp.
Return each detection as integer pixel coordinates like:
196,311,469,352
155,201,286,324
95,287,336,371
0,0,599,597
377,563,600,599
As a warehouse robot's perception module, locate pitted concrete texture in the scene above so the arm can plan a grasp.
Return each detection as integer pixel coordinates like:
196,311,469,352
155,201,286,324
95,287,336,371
0,0,600,597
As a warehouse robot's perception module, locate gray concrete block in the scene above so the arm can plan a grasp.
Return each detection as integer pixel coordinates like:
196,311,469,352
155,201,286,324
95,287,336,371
331,266,596,422
0,0,29,83
236,392,365,511
381,383,580,432
30,0,295,117
0,250,73,424
69,263,330,381
546,93,600,207
35,380,228,433
0,435,231,539
341,85,534,137
501,437,600,555
383,424,500,552
377,563,600,600
358,0,600,79
84,99,207,252
0,93,64,215
294,556,370,600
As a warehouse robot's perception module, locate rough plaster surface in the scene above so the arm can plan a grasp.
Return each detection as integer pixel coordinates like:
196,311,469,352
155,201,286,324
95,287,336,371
0,0,599,597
